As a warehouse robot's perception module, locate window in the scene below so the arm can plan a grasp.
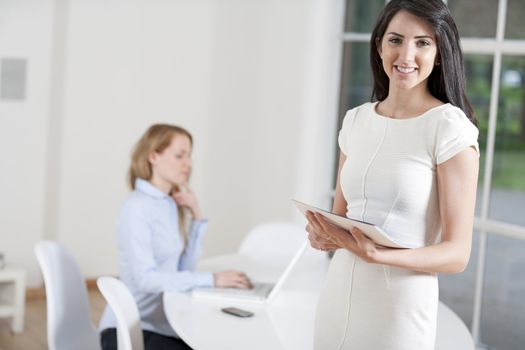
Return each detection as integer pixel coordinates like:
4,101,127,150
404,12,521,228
337,1,525,349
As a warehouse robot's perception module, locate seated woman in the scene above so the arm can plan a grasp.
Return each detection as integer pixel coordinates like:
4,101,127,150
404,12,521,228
99,124,252,350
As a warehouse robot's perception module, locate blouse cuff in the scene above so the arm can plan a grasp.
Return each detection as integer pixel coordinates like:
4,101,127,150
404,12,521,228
194,272,214,288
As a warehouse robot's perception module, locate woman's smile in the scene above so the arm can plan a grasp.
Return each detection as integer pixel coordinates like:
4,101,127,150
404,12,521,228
394,65,417,74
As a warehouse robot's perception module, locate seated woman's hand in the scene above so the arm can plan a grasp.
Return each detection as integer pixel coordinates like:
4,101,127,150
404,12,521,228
213,270,253,289
172,184,203,220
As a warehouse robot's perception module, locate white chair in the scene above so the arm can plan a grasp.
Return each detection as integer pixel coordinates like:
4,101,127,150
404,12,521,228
436,301,475,350
97,277,144,350
34,241,100,350
238,221,307,266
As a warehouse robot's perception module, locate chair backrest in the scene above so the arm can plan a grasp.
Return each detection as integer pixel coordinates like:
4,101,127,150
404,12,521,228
238,221,306,266
34,241,100,350
97,277,144,350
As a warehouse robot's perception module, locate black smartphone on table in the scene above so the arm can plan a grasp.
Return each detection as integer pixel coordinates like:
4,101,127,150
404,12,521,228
221,307,254,318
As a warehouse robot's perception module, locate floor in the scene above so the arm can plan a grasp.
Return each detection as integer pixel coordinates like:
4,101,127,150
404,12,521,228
0,289,106,350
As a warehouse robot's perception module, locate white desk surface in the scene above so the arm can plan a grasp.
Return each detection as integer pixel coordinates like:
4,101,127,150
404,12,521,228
164,248,329,350
164,250,475,350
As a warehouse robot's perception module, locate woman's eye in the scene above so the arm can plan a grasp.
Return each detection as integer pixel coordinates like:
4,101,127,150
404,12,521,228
417,40,431,47
389,38,401,44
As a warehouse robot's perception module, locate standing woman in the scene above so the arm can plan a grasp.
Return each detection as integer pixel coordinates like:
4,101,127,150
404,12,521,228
306,0,479,349
99,124,252,350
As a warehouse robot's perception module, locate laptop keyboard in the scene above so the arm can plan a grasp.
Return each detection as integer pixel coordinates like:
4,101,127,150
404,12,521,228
219,282,273,296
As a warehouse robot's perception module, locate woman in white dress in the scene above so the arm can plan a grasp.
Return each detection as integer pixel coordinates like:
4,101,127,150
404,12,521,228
306,1,479,349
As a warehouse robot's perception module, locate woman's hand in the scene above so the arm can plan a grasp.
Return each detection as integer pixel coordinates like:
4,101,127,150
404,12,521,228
305,211,342,252
306,211,380,263
213,270,253,289
172,184,202,220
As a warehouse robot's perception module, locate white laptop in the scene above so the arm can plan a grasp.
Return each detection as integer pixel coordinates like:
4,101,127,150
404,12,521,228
192,242,307,304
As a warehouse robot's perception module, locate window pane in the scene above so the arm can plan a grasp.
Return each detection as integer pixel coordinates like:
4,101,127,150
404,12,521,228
464,54,493,216
448,0,498,38
480,234,525,350
344,0,385,33
488,56,525,225
335,42,373,185
338,42,373,118
439,230,479,328
506,0,525,39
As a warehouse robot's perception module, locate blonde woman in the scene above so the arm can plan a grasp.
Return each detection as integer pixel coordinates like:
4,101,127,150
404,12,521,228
99,124,252,350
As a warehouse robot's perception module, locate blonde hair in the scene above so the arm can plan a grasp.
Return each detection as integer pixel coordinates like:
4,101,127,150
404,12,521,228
128,124,193,245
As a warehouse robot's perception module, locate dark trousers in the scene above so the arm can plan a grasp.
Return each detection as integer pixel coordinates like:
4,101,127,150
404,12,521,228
101,328,192,350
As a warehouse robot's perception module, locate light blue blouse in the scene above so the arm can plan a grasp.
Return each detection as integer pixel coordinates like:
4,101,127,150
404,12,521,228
99,178,214,337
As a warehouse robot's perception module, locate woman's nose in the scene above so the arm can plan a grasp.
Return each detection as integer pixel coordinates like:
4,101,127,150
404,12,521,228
398,43,416,63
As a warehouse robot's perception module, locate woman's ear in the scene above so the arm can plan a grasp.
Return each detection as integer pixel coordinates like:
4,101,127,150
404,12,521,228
148,151,158,165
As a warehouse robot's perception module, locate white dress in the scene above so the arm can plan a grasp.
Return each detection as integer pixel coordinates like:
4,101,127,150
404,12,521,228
314,102,479,350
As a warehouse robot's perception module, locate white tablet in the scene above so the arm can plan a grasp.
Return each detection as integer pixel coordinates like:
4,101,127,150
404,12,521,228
293,199,413,249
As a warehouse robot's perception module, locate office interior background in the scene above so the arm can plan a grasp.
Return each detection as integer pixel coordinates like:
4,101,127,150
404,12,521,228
0,0,524,349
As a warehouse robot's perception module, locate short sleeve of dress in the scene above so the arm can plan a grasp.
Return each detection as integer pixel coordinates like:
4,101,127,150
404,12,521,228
338,107,359,156
435,107,480,164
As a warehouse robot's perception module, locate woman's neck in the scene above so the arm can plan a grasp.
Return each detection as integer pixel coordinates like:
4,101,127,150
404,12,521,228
379,85,442,119
148,175,172,195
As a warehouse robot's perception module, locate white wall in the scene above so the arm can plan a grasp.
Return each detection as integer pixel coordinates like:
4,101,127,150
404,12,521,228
55,0,217,279
0,0,54,286
203,0,312,256
0,0,340,287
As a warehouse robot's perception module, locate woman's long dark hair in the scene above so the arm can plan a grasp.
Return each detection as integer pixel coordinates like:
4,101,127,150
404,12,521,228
370,0,477,126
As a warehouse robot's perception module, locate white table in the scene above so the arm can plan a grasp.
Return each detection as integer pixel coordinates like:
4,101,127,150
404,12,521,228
164,248,329,350
164,250,474,350
0,267,26,333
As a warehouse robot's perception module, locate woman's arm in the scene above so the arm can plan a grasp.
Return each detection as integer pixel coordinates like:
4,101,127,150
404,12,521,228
172,184,206,269
178,219,207,270
173,186,252,288
378,146,478,273
119,202,214,293
308,146,479,274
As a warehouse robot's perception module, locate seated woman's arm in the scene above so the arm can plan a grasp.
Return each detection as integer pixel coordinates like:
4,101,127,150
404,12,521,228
178,219,208,271
118,201,214,294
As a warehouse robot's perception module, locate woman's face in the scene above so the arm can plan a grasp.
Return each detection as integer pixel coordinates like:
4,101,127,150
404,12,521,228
149,134,192,189
378,10,438,93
